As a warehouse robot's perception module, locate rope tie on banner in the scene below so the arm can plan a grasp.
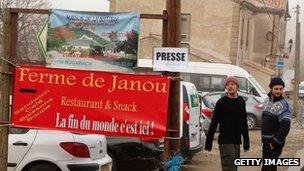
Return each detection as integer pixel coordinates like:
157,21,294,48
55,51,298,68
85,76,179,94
0,57,18,67
163,151,185,171
168,76,182,81
0,121,11,127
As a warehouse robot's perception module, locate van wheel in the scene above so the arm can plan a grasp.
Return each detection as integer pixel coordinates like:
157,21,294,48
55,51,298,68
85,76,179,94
247,114,257,130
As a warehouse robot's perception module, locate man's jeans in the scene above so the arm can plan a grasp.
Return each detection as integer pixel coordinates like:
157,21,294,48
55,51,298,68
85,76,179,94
219,144,240,171
262,143,283,171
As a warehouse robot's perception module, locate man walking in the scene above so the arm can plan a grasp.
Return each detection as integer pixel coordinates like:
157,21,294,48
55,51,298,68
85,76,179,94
261,77,291,171
205,76,250,171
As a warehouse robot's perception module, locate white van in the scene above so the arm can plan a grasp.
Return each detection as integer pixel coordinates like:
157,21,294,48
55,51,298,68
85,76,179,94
138,59,268,101
181,82,204,160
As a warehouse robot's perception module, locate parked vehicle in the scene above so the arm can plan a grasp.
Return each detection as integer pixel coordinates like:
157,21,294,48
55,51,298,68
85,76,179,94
105,81,205,171
106,136,162,171
180,81,205,160
282,82,304,99
200,93,217,135
137,59,268,101
201,91,263,131
8,128,112,171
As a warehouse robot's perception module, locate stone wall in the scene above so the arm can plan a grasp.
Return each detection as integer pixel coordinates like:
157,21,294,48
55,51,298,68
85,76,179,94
111,0,235,62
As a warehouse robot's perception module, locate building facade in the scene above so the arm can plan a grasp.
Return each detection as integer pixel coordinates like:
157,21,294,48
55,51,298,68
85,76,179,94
109,0,289,89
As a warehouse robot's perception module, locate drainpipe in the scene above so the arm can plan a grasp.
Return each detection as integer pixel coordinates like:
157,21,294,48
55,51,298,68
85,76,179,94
271,14,275,56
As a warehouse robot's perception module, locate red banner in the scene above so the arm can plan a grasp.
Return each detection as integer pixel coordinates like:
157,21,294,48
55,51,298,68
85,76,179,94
12,66,170,139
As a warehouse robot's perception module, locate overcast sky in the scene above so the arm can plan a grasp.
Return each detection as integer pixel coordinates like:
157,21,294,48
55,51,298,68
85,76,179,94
285,0,304,67
283,0,304,78
285,0,304,47
49,0,109,12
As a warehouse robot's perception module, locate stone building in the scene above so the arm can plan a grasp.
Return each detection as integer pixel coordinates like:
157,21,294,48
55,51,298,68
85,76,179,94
109,0,289,89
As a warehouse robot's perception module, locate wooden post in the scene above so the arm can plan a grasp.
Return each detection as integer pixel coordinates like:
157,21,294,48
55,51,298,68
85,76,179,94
163,0,181,160
0,9,13,171
294,5,300,119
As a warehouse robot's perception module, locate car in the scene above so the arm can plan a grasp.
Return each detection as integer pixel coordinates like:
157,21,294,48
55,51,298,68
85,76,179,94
200,94,216,135
200,91,263,131
106,136,162,171
8,128,112,171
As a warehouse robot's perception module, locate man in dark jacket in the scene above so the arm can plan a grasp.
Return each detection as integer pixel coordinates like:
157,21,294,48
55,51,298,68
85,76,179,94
205,76,250,171
261,77,291,171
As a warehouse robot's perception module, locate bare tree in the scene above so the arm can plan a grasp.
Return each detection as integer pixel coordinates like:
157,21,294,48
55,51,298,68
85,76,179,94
0,0,50,64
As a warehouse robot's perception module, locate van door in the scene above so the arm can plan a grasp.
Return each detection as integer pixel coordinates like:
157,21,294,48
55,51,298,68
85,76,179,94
183,83,201,149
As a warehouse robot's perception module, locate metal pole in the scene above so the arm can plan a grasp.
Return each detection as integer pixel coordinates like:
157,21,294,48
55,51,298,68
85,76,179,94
163,0,181,161
293,5,300,119
0,9,13,171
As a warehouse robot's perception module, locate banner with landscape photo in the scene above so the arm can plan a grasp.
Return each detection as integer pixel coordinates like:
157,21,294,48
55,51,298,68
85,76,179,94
46,9,140,72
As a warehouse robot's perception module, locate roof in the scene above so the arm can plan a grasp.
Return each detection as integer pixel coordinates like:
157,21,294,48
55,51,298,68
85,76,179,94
65,38,101,47
241,0,286,14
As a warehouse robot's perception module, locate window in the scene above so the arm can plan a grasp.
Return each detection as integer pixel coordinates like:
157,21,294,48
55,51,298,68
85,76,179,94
236,77,259,96
182,73,225,92
199,76,210,90
236,77,248,93
210,77,225,90
248,81,259,96
202,96,216,109
182,74,191,82
249,76,267,94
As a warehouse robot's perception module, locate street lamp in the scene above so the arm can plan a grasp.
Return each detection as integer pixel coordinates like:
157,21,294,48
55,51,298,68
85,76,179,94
285,13,291,21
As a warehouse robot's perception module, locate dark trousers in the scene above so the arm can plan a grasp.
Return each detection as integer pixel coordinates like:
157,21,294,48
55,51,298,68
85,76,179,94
219,144,240,171
262,143,283,171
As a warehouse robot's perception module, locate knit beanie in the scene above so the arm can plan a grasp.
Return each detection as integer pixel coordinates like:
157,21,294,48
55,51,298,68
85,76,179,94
225,76,239,87
269,77,285,88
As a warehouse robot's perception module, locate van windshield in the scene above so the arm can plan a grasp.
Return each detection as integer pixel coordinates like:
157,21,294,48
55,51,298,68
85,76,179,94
248,76,267,94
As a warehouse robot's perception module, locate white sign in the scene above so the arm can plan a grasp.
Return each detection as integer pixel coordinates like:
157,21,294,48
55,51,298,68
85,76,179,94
153,47,188,72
